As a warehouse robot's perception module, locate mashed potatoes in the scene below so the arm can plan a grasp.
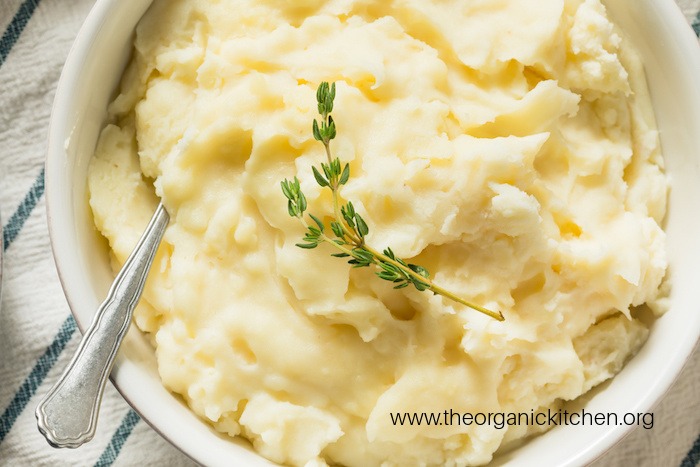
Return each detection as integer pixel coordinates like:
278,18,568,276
88,0,668,465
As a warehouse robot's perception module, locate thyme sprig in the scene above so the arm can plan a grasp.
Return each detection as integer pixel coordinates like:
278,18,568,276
281,82,504,321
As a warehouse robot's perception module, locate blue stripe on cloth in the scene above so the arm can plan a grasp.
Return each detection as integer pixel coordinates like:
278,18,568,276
681,432,700,467
0,315,77,443
0,0,42,66
693,9,700,37
2,169,45,252
94,409,141,467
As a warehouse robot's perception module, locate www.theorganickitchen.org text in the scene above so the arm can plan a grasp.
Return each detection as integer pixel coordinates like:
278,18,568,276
390,409,653,430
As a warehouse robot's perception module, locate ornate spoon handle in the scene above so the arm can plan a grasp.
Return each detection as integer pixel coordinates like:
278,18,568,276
36,203,169,448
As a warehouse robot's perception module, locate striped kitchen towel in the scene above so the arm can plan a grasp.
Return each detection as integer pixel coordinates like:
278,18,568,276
0,1,698,466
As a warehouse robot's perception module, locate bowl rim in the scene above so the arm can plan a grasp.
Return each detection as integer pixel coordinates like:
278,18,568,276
45,0,700,466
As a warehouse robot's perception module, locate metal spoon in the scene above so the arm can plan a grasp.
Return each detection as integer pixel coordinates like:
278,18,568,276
36,203,169,448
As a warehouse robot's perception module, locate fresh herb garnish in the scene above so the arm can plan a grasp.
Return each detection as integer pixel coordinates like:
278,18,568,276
281,82,504,321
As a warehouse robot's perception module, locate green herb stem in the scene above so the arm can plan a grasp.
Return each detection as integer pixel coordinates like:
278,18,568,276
362,244,504,321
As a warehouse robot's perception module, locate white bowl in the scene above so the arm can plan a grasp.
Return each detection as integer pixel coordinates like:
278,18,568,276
46,1,700,465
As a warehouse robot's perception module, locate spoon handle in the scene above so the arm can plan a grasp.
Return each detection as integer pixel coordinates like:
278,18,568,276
36,203,169,448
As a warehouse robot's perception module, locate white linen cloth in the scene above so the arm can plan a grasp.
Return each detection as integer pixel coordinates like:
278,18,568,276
0,1,698,466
